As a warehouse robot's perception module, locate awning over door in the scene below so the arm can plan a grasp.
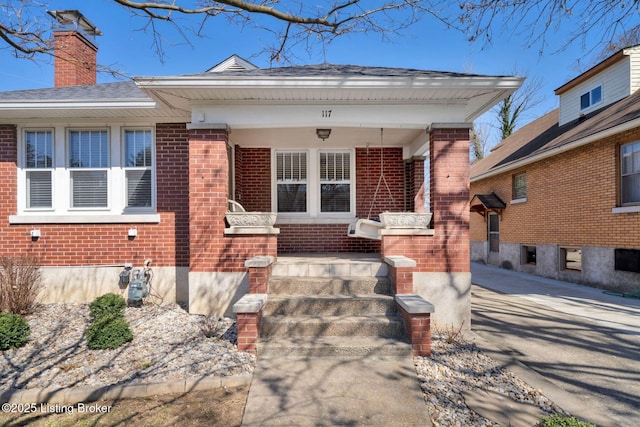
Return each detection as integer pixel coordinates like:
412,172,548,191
470,192,506,218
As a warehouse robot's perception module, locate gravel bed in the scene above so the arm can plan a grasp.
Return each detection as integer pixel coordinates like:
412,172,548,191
2,304,566,426
415,329,566,426
0,303,255,390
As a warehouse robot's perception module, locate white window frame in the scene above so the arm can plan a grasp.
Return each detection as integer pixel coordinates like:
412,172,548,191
272,148,356,222
68,128,111,211
122,127,156,212
14,124,159,224
580,85,602,111
22,128,55,212
620,141,640,207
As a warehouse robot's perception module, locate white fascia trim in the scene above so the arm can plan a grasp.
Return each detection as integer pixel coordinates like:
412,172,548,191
471,116,640,182
135,76,524,91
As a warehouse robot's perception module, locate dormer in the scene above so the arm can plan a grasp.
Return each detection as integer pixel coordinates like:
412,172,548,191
555,45,640,126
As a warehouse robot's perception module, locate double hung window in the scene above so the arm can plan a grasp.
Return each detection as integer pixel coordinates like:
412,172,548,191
580,85,602,110
274,149,353,217
621,141,640,205
19,125,156,219
24,130,53,209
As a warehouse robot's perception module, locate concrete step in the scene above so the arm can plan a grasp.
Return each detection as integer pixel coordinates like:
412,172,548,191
264,294,396,316
258,336,413,359
268,276,392,295
272,255,388,278
261,314,405,338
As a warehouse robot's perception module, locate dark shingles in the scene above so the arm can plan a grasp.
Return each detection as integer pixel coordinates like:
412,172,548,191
0,81,149,101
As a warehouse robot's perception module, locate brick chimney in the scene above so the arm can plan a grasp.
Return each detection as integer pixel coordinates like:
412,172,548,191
48,10,102,87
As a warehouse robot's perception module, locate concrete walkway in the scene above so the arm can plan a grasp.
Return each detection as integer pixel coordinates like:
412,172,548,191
471,262,640,427
242,355,430,426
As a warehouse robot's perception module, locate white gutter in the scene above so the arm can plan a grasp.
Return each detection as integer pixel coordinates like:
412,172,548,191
471,116,640,182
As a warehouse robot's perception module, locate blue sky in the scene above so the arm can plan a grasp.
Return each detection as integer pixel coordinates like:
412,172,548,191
0,1,610,147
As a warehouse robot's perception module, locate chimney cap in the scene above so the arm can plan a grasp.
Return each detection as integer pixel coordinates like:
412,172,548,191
47,10,103,36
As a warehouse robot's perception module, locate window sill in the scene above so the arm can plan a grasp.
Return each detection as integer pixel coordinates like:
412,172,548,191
510,198,527,205
612,205,640,214
9,214,161,224
276,216,355,225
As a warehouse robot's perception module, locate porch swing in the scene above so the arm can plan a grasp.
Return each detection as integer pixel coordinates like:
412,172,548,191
347,128,396,240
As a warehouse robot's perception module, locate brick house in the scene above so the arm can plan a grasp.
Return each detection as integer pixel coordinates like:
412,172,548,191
470,45,640,293
0,11,521,328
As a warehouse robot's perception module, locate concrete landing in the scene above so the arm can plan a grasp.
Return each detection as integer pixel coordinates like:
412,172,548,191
242,356,431,427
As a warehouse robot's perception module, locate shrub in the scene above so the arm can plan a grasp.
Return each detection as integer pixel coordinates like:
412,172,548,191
86,315,133,350
89,293,126,320
0,256,43,315
0,313,31,351
537,414,595,427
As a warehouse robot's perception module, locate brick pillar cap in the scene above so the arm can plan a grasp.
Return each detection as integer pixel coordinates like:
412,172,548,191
245,256,275,268
384,255,417,268
395,294,435,313
233,294,268,313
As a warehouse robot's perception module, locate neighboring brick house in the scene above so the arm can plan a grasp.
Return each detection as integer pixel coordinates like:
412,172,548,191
470,45,640,293
0,11,521,325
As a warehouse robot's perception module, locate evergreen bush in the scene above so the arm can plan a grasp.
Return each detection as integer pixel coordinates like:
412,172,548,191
86,315,133,350
0,312,31,351
89,293,126,320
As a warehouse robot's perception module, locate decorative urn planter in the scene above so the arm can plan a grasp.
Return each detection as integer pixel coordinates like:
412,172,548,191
225,212,277,228
379,212,432,229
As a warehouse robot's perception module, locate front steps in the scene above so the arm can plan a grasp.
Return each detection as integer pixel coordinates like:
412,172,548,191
258,259,412,358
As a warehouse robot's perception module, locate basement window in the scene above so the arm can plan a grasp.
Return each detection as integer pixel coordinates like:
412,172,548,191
560,247,582,272
522,245,536,265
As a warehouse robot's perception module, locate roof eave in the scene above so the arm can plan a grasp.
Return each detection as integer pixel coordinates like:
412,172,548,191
471,116,640,182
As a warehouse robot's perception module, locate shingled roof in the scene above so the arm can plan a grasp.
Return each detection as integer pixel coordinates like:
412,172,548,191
471,89,640,181
0,81,146,102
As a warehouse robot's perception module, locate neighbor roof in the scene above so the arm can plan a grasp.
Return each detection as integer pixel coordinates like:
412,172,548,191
471,89,640,181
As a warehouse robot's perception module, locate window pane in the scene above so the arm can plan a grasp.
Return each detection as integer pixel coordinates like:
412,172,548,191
622,174,640,204
71,170,108,208
126,170,152,207
26,171,52,208
321,184,350,212
622,144,633,174
276,152,307,182
513,173,526,199
25,130,53,168
580,93,590,110
69,130,108,168
125,130,152,167
320,152,350,181
277,184,306,212
591,86,602,105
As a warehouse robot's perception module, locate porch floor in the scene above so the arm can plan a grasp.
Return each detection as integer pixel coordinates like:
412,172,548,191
273,253,388,277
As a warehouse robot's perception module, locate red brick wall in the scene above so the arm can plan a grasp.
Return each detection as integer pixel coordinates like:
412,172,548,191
0,123,190,267
470,127,640,248
53,31,97,87
277,223,380,253
189,130,277,272
234,146,271,211
382,128,470,272
356,147,405,218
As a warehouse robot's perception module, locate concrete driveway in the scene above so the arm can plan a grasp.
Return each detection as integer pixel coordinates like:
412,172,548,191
471,263,640,427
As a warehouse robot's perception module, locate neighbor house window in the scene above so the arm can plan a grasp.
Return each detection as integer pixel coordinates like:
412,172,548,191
512,173,527,200
522,245,536,265
320,151,351,213
561,247,582,272
69,129,109,208
580,85,602,110
124,129,153,208
24,129,53,209
621,141,640,205
276,151,308,213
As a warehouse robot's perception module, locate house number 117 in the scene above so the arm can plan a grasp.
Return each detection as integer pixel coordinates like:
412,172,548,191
322,110,332,118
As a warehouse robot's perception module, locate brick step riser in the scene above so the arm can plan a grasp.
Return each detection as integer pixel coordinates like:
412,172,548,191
268,278,392,296
264,298,396,316
261,318,404,338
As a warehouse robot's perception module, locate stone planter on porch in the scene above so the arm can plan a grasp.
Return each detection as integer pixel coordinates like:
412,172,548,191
379,212,432,229
225,212,279,235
